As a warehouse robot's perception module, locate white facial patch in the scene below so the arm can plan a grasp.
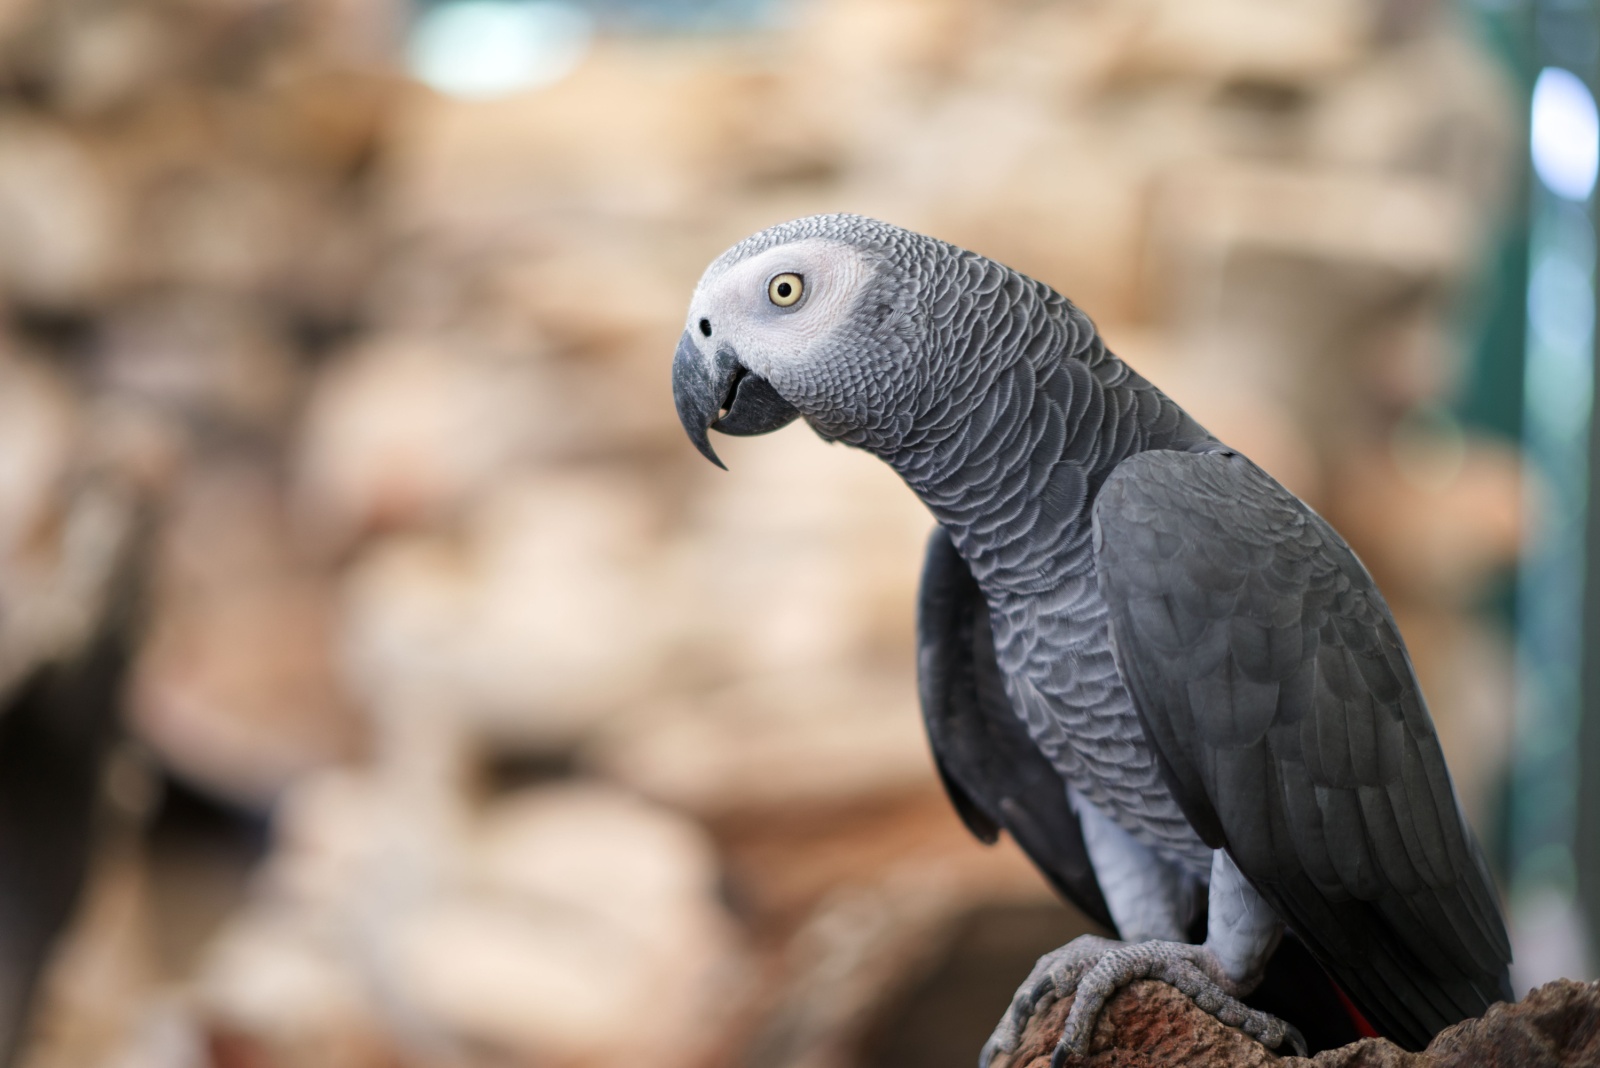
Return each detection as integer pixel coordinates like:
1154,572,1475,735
685,238,874,385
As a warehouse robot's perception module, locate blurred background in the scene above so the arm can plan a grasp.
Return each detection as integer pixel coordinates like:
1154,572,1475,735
0,0,1595,1065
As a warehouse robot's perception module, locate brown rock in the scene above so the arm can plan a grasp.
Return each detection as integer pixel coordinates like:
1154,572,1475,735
1421,981,1600,1068
995,981,1280,1068
994,978,1600,1068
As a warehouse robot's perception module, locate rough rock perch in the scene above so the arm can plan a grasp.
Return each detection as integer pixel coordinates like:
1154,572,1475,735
992,978,1600,1068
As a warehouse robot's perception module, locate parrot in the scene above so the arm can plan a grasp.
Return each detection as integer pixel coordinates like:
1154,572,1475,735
670,214,1513,1064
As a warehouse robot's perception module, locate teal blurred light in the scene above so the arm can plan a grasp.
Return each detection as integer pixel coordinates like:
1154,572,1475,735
407,0,593,99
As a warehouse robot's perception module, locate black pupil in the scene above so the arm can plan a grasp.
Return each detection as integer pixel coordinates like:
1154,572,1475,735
777,281,792,298
698,318,711,336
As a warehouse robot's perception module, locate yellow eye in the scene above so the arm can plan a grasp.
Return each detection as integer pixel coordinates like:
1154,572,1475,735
768,273,804,307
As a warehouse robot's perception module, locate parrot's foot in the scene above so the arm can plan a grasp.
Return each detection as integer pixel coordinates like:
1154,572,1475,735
978,935,1306,1068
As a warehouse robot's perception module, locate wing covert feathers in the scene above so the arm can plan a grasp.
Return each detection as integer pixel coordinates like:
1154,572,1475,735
1093,446,1512,1051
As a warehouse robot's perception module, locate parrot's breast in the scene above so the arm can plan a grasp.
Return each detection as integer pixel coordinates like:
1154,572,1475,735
988,569,1214,877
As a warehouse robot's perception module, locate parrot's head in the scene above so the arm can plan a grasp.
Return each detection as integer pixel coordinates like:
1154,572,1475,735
673,213,989,468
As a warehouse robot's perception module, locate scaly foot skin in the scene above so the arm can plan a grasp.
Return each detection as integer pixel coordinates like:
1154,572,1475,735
977,935,1307,1068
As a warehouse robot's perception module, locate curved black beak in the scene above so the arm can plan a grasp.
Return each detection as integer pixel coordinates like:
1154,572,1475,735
672,331,800,469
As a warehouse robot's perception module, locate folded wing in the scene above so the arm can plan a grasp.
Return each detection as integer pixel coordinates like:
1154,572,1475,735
1092,446,1512,1050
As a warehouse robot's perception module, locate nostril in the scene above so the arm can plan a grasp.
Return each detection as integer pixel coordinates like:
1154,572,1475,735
698,318,712,337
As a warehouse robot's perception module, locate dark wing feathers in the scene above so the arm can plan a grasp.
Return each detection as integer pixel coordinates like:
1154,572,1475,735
916,526,1115,932
1093,447,1511,1051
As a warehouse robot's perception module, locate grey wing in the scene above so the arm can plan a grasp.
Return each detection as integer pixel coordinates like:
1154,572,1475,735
917,526,1114,932
1092,446,1512,1051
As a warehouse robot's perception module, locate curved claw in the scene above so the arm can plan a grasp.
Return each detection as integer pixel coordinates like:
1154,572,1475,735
977,1034,1007,1068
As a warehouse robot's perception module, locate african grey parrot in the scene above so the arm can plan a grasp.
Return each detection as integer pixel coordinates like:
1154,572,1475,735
671,214,1512,1062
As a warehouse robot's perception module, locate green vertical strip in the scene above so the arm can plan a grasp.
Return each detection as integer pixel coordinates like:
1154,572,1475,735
1577,3,1600,979
1580,237,1600,978
1457,230,1530,444
1509,0,1600,984
1516,193,1593,897
1457,7,1532,447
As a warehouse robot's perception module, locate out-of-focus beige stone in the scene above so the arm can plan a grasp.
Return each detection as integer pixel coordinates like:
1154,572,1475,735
0,116,116,308
0,0,41,44
14,850,163,1068
264,766,449,911
1152,162,1476,283
0,353,78,562
1114,0,1373,82
197,909,388,1068
380,39,783,241
294,332,556,551
94,297,301,433
1330,435,1522,604
0,357,146,699
480,243,691,363
91,999,209,1068
670,427,930,680
302,0,408,68
467,240,705,452
341,472,669,747
593,670,931,818
1309,32,1517,210
133,461,364,807
1104,327,1327,505
916,138,1151,326
205,777,745,1068
42,1,172,116
391,785,744,1065
742,874,982,1068
198,765,456,1065
126,163,322,298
